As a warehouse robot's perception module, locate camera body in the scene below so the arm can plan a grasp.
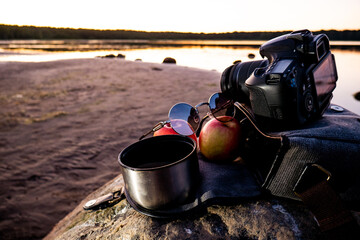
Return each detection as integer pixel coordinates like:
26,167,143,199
221,30,338,126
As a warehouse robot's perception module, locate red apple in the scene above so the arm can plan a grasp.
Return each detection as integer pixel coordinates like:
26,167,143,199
199,116,241,162
153,121,197,144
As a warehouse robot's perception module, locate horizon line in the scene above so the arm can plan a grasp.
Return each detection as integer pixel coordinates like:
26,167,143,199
2,24,360,34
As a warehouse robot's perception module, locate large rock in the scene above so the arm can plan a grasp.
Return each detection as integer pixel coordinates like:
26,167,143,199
45,174,332,239
162,57,176,64
354,91,360,101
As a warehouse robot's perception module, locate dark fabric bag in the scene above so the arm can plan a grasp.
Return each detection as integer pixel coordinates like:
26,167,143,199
235,102,360,236
236,102,360,207
265,109,360,204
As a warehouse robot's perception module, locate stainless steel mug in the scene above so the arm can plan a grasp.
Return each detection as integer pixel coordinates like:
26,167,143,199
118,135,199,210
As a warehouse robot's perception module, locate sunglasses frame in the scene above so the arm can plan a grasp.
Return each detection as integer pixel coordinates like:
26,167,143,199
139,93,235,140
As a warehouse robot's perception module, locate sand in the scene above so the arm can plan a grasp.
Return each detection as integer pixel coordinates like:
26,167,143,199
0,58,221,239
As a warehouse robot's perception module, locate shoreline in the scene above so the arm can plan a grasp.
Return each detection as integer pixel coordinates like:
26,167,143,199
0,58,221,239
1,39,360,53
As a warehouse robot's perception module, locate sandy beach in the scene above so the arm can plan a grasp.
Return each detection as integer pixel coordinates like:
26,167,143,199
0,58,221,239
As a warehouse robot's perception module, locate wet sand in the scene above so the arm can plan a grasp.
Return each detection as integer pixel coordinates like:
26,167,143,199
0,58,220,239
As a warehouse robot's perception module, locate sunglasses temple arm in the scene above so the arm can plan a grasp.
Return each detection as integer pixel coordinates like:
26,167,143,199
195,101,234,137
139,121,168,140
139,131,153,141
196,115,209,137
211,100,233,115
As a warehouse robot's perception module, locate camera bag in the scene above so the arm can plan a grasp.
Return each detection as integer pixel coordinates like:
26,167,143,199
235,102,360,237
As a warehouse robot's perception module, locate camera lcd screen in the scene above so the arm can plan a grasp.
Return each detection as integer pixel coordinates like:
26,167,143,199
312,53,337,105
272,59,293,73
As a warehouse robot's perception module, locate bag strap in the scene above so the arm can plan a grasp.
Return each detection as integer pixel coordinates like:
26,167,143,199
294,164,360,239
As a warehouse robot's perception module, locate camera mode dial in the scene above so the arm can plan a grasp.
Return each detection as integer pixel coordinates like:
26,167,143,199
304,92,314,112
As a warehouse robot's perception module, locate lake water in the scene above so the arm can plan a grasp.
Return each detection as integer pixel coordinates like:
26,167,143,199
1,39,359,115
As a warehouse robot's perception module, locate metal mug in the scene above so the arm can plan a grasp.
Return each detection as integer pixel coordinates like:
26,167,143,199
118,135,199,210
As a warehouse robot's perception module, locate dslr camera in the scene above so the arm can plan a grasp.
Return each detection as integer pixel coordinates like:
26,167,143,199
221,29,338,127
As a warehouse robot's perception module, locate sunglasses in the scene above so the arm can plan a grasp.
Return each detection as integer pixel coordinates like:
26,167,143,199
140,92,235,140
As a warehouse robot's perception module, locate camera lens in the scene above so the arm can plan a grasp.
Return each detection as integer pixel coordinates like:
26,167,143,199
220,60,268,103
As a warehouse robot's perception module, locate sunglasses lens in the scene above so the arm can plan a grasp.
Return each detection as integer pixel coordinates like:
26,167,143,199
209,93,235,121
169,103,199,135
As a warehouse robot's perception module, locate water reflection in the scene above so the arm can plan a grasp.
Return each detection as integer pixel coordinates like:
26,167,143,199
0,39,265,51
0,40,359,115
331,49,360,115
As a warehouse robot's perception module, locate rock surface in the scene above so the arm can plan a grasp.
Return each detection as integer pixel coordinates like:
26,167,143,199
45,174,329,240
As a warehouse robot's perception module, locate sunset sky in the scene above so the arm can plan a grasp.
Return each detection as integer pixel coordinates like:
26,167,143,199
1,0,360,32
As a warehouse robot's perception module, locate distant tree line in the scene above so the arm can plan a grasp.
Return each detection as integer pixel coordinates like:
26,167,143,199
1,24,360,41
